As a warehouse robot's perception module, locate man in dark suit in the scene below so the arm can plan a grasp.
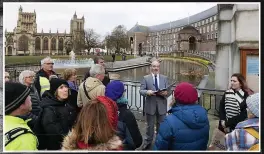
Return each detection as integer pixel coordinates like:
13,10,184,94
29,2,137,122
139,60,169,150
83,56,110,86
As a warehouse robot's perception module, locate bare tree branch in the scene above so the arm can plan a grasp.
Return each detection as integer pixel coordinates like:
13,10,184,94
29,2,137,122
84,28,100,54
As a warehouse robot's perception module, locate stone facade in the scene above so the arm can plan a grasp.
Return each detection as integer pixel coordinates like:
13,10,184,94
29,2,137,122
5,6,85,56
215,4,259,91
128,6,218,55
0,7,2,88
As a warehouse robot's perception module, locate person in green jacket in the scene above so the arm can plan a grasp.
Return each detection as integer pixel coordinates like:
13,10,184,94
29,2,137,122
5,82,38,151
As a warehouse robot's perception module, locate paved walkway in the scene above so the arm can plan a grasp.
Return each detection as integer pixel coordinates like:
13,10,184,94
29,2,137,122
105,56,150,69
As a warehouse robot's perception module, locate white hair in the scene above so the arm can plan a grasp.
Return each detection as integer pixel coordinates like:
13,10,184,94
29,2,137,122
41,56,53,66
89,64,105,77
19,70,35,85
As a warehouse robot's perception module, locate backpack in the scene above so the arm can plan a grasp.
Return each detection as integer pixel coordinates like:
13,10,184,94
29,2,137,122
244,128,259,151
5,127,38,147
32,105,58,150
117,111,136,150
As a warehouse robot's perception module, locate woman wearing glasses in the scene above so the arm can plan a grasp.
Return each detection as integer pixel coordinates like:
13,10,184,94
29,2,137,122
19,70,41,116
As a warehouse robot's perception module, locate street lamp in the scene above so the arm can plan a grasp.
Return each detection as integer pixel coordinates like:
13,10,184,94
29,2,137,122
156,34,160,58
134,33,137,57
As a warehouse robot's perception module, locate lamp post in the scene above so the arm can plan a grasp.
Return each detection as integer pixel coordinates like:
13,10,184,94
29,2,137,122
142,42,144,56
156,34,160,58
134,33,137,57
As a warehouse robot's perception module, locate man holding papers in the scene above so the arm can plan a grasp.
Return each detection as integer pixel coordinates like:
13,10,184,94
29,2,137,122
139,60,169,150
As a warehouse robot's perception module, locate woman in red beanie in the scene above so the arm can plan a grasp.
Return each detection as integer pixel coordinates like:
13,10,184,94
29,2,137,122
62,96,123,151
154,82,209,150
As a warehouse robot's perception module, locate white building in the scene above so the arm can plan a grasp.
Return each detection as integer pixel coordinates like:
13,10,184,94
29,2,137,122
215,4,259,92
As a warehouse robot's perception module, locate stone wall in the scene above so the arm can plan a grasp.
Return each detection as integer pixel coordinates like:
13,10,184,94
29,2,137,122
215,4,259,90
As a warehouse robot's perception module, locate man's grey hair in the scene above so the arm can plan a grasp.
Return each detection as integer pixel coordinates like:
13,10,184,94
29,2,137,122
89,64,105,77
151,60,160,66
19,70,35,85
41,56,53,66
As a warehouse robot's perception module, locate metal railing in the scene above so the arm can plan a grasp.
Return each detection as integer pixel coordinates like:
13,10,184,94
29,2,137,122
185,50,216,63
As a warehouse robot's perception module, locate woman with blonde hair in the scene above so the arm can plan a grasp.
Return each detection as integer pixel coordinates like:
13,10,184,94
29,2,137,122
63,68,79,113
63,68,78,91
62,96,123,151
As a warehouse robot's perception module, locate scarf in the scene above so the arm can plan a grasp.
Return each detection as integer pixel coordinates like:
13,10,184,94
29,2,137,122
225,89,245,119
116,97,128,104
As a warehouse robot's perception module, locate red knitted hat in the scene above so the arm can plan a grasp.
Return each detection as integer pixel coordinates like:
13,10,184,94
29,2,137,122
96,96,118,130
174,82,198,104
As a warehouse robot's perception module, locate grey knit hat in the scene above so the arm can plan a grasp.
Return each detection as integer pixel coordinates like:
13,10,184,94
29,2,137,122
246,93,259,117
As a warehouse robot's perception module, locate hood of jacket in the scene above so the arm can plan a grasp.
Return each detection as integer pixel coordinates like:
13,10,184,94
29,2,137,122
61,130,123,151
41,90,68,107
169,104,208,129
85,77,104,92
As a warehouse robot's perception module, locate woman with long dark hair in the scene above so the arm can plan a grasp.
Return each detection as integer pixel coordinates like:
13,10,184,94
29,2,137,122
219,73,254,133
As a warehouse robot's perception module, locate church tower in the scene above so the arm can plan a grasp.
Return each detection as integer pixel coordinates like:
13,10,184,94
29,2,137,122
70,11,85,53
16,5,37,34
70,11,85,35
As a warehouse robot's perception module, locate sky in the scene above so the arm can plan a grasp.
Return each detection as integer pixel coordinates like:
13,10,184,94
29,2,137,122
4,2,217,41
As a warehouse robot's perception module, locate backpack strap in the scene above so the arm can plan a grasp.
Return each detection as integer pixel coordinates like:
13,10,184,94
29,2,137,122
244,128,259,139
83,81,91,100
5,127,34,146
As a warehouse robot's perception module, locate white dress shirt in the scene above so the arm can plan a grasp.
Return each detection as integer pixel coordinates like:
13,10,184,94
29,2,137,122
151,73,159,89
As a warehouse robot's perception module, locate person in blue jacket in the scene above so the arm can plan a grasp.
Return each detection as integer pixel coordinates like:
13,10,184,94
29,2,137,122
153,82,209,150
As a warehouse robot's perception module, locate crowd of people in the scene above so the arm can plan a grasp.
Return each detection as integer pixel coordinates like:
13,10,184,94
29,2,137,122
4,56,259,151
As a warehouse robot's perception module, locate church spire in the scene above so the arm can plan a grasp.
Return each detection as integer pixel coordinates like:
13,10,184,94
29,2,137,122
19,5,23,12
73,11,77,19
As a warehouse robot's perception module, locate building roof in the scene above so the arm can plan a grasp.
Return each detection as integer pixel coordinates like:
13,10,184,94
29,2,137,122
129,5,218,33
128,24,149,33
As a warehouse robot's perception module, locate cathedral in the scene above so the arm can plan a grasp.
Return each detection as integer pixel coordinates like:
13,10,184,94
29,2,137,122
5,6,85,56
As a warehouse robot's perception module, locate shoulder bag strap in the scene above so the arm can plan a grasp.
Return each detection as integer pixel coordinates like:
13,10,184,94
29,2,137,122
83,81,91,100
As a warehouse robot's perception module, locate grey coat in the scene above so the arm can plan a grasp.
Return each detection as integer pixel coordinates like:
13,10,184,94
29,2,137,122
139,74,169,115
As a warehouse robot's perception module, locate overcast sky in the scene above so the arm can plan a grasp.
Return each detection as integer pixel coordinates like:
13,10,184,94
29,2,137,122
4,2,217,41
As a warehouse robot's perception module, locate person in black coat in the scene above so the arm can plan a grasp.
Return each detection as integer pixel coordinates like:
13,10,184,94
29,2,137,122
83,56,110,86
40,78,77,150
105,80,143,150
218,73,254,133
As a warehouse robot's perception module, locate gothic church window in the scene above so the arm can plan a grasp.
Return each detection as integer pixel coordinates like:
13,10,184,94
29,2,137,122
35,37,41,50
18,35,29,51
43,37,48,50
59,38,64,51
51,38,56,50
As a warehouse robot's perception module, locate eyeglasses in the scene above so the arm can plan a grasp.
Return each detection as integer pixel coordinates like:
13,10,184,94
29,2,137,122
45,63,54,65
26,76,34,79
5,76,10,78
